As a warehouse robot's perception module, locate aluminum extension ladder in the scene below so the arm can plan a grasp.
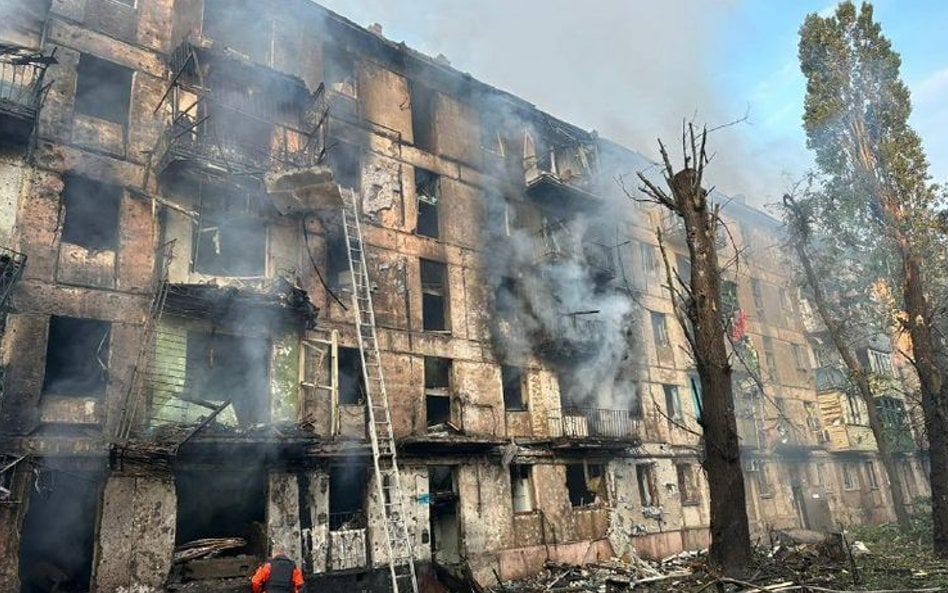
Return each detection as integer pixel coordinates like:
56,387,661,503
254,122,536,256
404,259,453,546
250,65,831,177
340,188,419,593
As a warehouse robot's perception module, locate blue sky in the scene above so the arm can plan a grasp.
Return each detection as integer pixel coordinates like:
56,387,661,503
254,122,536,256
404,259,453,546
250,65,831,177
317,0,948,206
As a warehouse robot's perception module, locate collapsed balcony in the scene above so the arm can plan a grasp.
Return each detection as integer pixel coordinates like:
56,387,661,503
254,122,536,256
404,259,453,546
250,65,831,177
0,44,55,145
533,312,605,362
547,407,641,444
523,131,601,207
534,220,616,283
152,36,327,188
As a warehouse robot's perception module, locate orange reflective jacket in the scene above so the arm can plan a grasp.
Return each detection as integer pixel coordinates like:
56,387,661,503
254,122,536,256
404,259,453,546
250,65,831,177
251,557,305,593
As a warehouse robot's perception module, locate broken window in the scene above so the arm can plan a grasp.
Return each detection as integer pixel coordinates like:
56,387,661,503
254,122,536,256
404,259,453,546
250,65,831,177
193,215,267,277
751,278,766,318
326,233,350,291
635,463,658,507
628,382,643,418
185,331,269,425
792,343,808,371
415,168,440,239
203,0,271,63
43,316,110,397
650,311,669,349
327,140,362,192
425,356,452,427
676,464,700,505
420,258,449,331
61,174,121,251
663,384,682,422
74,54,132,126
640,242,657,274
510,464,534,513
428,465,455,497
410,79,436,152
175,470,266,560
502,365,525,410
324,48,357,98
841,462,859,490
338,346,365,406
864,461,879,489
329,465,368,530
19,469,104,593
428,465,460,563
566,463,605,507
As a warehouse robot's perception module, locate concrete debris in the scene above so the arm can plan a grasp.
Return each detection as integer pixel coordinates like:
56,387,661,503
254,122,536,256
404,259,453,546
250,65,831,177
172,538,247,563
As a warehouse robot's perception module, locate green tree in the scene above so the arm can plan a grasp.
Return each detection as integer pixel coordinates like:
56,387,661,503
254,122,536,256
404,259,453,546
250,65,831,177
799,1,948,555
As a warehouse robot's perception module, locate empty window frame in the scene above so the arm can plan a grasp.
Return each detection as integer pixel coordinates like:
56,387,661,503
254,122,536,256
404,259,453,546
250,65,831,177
650,311,669,348
202,0,271,63
420,259,449,331
640,242,657,274
185,331,270,425
61,174,121,251
566,463,606,507
337,346,365,406
663,384,683,422
74,54,133,126
688,374,702,421
327,140,362,191
502,365,525,410
676,464,700,505
864,461,880,489
175,470,267,557
43,316,110,397
841,462,859,490
323,48,357,98
329,465,368,530
635,464,659,507
415,168,440,238
409,80,436,152
425,356,452,427
193,216,267,277
510,464,534,513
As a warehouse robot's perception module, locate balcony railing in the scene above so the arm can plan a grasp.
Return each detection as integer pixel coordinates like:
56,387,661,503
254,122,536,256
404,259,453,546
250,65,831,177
548,407,641,441
0,45,55,141
524,142,601,204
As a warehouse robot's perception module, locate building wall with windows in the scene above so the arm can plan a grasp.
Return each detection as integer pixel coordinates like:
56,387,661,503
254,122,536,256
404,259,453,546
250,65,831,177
0,1,929,592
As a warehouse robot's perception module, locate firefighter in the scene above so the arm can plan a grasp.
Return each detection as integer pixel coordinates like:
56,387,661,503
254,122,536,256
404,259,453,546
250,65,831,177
250,550,305,593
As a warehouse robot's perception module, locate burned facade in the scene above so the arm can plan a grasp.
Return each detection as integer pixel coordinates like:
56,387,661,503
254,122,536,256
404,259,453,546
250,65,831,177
0,1,930,593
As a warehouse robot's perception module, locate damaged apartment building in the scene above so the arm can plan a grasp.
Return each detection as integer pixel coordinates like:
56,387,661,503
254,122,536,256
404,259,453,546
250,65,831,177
0,1,930,592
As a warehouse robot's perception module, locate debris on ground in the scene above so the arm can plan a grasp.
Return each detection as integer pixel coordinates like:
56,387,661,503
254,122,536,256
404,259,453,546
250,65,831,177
173,538,247,563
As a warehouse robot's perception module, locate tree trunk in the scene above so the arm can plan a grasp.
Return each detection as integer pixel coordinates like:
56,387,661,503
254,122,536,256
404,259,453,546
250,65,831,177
898,242,948,557
671,169,752,574
786,216,911,529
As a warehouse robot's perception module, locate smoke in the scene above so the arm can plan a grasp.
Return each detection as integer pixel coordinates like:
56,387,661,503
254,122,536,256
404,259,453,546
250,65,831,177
316,0,798,207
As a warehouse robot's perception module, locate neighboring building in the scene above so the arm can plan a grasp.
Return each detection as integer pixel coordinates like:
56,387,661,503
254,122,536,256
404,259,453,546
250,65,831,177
0,2,929,593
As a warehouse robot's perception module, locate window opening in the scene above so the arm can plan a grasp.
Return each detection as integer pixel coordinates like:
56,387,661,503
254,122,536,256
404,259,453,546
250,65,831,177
61,174,121,251
74,54,132,126
420,259,448,331
43,316,110,397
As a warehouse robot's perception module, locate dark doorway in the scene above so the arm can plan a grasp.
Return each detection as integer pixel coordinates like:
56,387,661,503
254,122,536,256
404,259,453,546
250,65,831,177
175,470,267,559
428,466,460,565
19,469,103,593
329,465,367,530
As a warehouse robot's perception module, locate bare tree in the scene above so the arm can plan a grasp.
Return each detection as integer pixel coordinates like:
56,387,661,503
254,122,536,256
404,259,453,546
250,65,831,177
635,123,752,574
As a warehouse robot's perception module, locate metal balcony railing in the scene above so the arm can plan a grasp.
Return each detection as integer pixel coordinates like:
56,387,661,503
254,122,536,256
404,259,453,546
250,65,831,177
0,45,55,139
548,407,641,441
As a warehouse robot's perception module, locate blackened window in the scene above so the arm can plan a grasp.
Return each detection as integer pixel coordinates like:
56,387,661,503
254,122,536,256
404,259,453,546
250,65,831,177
415,168,440,239
185,331,269,425
328,141,361,191
194,216,266,277
425,356,452,427
410,80,436,152
420,259,448,331
502,365,525,410
43,316,110,396
61,174,121,251
74,54,132,126
566,463,605,507
337,346,365,406
329,465,367,530
203,0,270,63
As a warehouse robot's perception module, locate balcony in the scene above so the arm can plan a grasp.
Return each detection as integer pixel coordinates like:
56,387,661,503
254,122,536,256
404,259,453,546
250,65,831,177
815,367,849,392
534,221,616,282
547,407,642,443
0,44,55,145
523,141,601,208
152,36,327,188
